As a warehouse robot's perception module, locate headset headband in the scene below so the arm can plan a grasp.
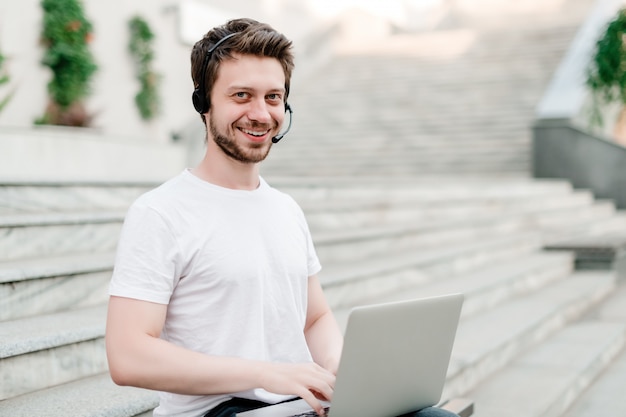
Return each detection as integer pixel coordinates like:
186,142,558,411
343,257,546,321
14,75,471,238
192,32,239,114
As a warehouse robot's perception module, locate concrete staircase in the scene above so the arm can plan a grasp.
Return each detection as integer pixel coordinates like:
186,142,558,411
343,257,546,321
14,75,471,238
1,177,625,416
262,10,591,177
3,0,626,416
0,182,159,415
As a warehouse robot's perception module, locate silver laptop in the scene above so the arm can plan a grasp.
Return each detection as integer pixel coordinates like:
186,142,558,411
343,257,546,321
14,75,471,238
237,293,464,417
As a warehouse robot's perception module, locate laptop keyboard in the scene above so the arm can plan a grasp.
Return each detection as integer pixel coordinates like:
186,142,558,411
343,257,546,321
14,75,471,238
290,406,330,416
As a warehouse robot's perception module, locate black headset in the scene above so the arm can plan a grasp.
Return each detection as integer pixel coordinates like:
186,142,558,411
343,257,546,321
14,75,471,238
192,32,239,114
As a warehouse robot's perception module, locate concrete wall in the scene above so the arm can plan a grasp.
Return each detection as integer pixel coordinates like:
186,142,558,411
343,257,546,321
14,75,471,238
533,121,626,208
0,125,188,182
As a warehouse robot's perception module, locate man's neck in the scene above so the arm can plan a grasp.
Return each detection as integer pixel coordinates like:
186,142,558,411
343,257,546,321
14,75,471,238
191,149,261,191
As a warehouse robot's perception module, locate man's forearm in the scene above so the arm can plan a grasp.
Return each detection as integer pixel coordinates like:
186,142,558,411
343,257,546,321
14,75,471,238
106,326,335,415
105,295,270,395
107,324,269,395
305,309,343,375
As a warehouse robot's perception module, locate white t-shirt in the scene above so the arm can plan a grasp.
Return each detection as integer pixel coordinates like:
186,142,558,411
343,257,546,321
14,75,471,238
109,170,322,417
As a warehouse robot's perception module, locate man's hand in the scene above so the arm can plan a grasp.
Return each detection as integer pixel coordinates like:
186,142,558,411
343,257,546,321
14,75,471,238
259,362,335,416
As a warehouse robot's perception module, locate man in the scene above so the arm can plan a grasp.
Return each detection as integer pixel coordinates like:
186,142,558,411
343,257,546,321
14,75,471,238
106,18,458,417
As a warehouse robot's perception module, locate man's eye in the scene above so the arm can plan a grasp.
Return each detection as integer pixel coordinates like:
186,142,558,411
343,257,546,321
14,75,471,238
235,92,247,98
267,94,281,101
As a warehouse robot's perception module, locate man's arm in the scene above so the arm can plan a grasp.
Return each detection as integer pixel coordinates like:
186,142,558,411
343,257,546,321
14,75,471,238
105,295,335,415
304,275,344,375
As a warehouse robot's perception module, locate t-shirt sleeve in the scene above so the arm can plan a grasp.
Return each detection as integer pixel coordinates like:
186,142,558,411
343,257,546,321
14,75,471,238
109,200,180,304
306,225,322,277
295,202,321,278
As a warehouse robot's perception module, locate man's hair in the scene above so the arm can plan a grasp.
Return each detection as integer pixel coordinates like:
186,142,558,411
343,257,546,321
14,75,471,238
190,18,294,123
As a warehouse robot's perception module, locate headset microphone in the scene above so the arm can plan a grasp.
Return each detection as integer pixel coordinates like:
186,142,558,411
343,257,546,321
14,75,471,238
272,103,293,143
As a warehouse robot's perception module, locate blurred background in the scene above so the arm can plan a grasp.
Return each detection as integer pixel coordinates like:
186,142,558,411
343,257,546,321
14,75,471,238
0,1,625,416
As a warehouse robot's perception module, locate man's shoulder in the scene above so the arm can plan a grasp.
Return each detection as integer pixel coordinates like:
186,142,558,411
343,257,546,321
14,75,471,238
262,179,302,209
131,171,192,211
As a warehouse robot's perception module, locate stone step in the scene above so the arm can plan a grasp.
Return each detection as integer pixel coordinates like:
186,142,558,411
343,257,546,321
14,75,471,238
262,158,532,175
0,220,542,324
562,344,626,417
331,269,615,407
302,191,595,232
271,134,530,148
561,282,626,416
263,164,531,177
268,143,532,159
315,27,577,70
0,210,127,227
0,180,593,262
0,177,577,216
275,130,532,147
467,321,625,417
272,178,575,202
279,132,529,145
0,304,108,400
333,250,575,327
0,372,158,417
590,212,626,236
314,217,541,265
0,183,151,215
543,210,626,246
532,200,616,228
0,251,114,284
0,234,541,400
0,183,590,235
322,232,542,310
0,210,124,261
302,188,593,216
300,71,566,104
301,60,555,81
264,156,533,171
0,228,538,326
265,135,530,155
0,256,594,416
0,252,114,321
312,199,617,266
267,152,531,163
445,271,616,398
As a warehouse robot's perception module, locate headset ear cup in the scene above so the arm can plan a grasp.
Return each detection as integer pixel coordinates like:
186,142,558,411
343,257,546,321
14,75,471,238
192,89,209,114
192,32,238,115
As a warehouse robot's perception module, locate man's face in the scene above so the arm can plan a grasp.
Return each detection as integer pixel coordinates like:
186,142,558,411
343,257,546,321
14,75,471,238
207,53,286,164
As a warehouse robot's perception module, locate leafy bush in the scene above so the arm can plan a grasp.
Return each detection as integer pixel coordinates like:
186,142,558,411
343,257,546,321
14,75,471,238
587,8,626,126
128,16,160,120
38,0,97,126
0,49,12,113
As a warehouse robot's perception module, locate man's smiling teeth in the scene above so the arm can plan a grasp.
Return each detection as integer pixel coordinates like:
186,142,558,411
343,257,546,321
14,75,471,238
240,128,268,137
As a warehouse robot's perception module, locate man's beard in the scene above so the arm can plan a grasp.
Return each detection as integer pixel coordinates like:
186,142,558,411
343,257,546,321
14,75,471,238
209,113,274,164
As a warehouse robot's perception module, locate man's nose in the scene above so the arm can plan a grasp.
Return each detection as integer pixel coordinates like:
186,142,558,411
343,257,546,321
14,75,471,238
248,98,272,123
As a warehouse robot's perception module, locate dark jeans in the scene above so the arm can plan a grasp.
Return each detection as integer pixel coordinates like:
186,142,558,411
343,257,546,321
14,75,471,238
204,397,459,417
204,397,273,417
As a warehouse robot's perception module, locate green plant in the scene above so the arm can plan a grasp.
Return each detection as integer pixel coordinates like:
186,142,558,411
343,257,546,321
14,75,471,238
128,16,160,121
0,49,13,112
586,8,626,127
38,0,97,126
